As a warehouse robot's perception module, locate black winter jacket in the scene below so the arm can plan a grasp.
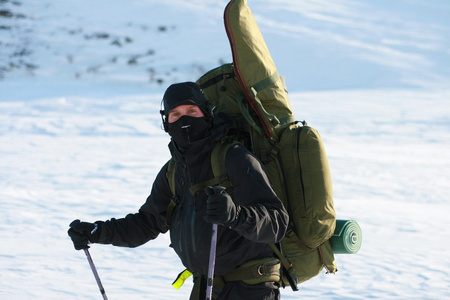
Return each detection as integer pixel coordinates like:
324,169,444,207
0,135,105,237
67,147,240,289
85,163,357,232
97,115,289,276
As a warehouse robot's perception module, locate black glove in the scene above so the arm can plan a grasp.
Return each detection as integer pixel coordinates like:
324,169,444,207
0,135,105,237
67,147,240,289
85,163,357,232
68,219,101,250
204,186,238,226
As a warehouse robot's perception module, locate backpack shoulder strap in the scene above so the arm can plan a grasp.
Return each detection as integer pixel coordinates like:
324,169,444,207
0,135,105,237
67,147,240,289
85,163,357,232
165,159,179,230
166,140,241,229
189,140,238,196
166,159,177,195
165,141,238,228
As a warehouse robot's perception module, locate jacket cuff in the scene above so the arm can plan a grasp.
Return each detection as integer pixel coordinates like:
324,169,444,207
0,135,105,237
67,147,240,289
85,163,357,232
229,205,250,230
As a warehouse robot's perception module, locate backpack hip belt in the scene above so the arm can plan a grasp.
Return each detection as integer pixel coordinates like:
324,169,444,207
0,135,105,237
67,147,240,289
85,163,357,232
189,257,281,300
222,257,281,284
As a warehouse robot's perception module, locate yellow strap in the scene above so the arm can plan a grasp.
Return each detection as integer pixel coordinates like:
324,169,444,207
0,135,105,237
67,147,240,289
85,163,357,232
172,269,193,290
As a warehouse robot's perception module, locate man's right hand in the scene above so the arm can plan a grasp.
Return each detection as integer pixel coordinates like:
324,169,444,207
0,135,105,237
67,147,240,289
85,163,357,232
67,219,101,250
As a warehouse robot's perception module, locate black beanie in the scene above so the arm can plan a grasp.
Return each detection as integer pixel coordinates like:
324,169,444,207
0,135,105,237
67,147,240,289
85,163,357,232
162,82,210,118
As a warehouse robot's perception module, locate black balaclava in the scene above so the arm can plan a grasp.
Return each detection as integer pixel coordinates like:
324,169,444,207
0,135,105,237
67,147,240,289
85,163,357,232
161,82,212,150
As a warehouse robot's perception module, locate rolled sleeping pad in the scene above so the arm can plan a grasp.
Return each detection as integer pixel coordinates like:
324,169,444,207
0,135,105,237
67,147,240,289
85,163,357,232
329,220,362,254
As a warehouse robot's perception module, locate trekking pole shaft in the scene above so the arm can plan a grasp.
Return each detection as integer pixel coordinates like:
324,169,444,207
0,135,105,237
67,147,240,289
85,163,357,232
206,223,218,300
84,249,108,300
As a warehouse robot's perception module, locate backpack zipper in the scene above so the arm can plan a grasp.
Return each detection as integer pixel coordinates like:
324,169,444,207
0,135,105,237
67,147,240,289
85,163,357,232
199,72,234,90
296,126,307,217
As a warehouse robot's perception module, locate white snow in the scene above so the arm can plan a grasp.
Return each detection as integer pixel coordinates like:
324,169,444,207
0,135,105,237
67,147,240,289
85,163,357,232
1,0,449,299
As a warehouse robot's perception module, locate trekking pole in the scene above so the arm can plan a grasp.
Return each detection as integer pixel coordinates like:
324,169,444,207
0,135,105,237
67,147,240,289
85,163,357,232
206,223,218,300
84,249,109,300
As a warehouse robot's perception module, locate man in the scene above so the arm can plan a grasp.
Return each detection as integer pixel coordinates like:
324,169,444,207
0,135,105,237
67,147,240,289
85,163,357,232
68,82,289,299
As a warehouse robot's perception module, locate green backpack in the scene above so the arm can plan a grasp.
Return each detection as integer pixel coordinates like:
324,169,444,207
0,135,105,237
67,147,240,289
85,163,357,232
194,68,337,289
165,0,337,290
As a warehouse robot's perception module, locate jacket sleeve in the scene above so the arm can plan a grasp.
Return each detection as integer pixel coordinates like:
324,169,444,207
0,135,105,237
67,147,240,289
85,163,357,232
97,162,172,247
225,145,289,244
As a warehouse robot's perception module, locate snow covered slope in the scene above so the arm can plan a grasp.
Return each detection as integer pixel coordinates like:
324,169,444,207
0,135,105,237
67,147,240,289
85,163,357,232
1,0,449,94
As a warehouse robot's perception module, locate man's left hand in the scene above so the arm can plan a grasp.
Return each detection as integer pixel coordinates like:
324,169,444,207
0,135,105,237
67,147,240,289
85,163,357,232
204,186,237,226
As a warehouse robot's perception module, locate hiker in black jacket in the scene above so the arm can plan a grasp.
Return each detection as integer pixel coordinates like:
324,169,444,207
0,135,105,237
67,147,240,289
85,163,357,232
68,82,289,300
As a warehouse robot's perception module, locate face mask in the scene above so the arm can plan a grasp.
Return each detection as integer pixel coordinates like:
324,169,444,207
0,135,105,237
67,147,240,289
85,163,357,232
167,115,211,150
